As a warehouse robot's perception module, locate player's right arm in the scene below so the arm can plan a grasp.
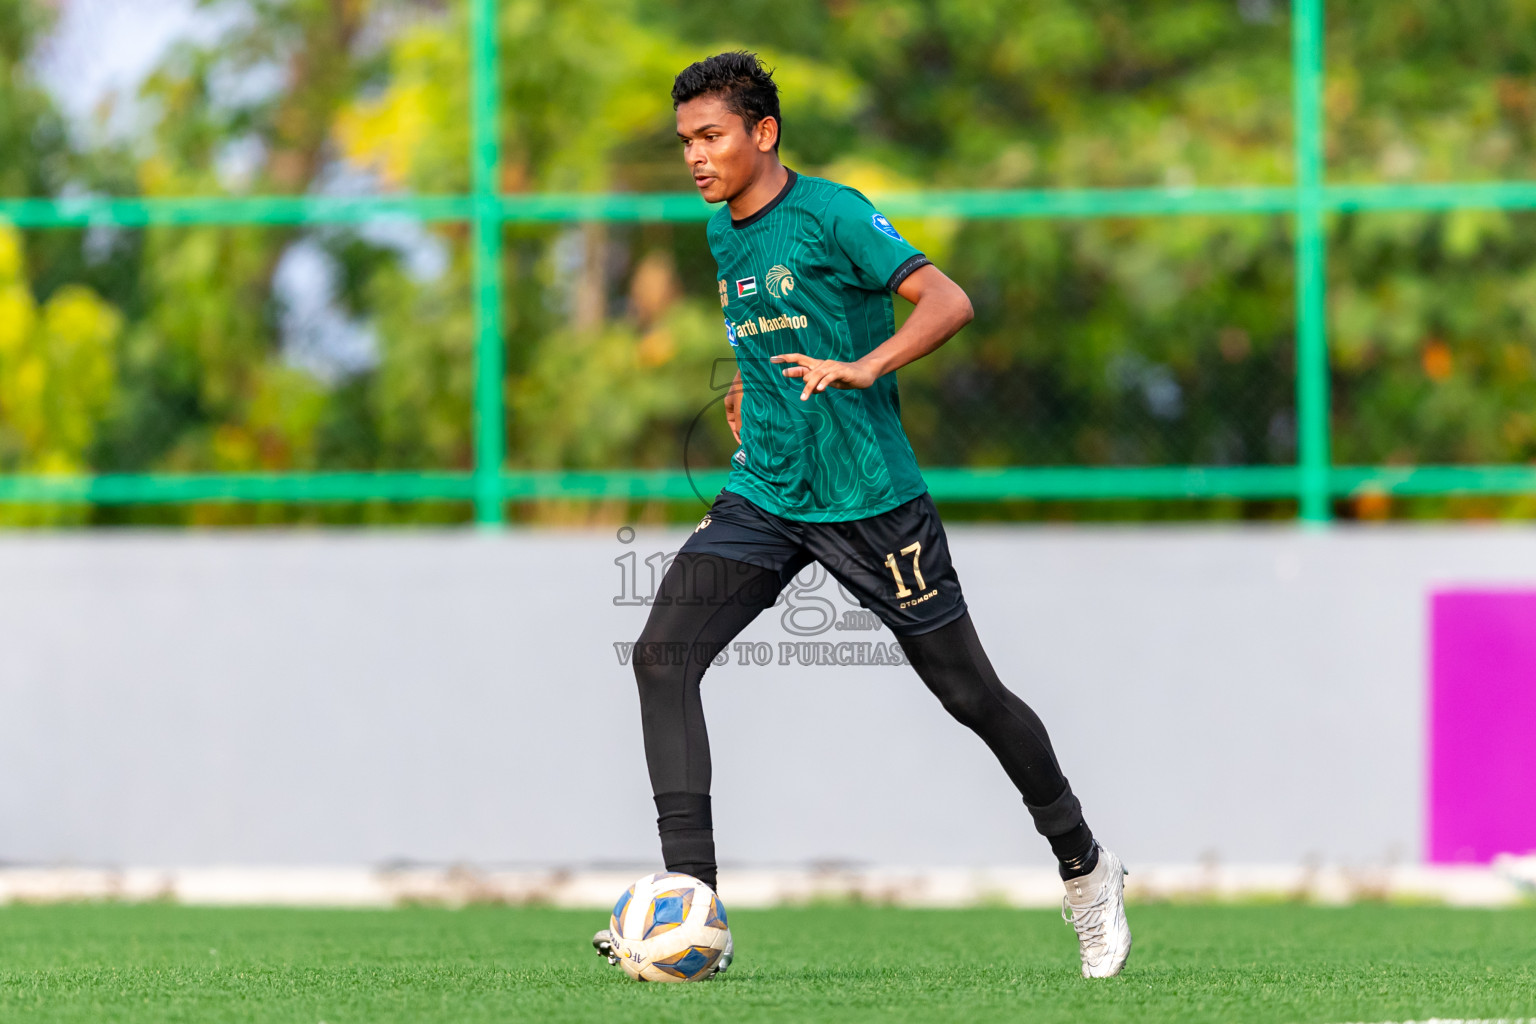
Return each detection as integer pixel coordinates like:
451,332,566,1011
724,369,742,444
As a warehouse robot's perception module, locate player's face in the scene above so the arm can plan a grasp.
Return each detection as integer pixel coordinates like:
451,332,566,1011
676,95,775,204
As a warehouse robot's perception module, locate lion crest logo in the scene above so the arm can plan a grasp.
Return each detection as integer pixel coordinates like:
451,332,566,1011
765,265,795,298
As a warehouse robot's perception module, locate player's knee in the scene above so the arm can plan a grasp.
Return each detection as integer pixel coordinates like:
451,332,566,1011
632,641,677,707
632,617,674,696
933,683,998,730
632,616,714,701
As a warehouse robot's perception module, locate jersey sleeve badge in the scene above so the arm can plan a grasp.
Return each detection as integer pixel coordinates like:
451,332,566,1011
871,213,904,240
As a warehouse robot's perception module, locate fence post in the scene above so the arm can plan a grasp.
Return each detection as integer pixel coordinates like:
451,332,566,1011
1293,0,1331,523
471,0,506,527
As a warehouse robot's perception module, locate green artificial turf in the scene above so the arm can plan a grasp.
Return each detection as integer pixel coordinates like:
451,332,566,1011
0,903,1532,1023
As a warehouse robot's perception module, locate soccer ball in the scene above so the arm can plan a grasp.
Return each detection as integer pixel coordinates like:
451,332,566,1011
608,871,731,982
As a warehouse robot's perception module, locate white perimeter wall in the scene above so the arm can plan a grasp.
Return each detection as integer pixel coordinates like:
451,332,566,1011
1,525,1533,870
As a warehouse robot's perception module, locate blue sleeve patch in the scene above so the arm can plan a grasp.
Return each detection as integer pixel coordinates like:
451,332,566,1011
871,213,903,240
724,318,739,347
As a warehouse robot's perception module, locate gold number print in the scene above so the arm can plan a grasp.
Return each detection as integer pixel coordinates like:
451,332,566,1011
884,541,926,597
900,542,926,591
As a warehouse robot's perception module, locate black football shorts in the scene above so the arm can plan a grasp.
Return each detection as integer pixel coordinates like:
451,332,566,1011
677,487,969,636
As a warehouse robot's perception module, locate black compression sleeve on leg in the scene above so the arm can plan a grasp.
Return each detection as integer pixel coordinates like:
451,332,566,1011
896,611,1098,878
655,791,717,890
1026,782,1099,879
634,552,784,890
1024,782,1083,836
634,552,784,795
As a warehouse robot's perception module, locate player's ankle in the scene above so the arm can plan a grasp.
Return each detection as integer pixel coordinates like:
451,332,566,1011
1058,839,1101,881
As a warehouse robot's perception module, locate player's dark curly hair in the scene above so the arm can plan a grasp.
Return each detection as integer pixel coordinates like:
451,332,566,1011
671,51,781,151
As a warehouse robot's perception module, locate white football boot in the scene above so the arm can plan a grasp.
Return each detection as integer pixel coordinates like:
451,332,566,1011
710,933,734,976
1061,845,1132,978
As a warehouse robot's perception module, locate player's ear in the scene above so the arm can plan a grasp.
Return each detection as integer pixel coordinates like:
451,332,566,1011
755,115,779,154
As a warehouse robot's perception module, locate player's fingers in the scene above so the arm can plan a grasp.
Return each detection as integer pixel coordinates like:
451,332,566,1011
801,366,839,400
770,352,810,366
816,365,851,392
821,363,857,391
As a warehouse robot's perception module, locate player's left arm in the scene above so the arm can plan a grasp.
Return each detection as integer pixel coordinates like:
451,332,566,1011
773,264,973,400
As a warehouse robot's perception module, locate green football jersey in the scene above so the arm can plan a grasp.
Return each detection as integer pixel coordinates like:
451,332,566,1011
710,169,932,522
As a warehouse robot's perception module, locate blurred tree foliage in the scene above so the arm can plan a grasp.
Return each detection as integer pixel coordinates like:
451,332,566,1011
3,0,1536,524
0,225,122,526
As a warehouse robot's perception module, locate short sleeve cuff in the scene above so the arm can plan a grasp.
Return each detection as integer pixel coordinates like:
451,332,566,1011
886,254,932,292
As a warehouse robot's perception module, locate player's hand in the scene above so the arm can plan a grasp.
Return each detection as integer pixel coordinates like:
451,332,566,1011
770,353,879,400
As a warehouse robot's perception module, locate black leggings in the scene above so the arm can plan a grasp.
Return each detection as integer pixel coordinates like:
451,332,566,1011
633,552,1090,886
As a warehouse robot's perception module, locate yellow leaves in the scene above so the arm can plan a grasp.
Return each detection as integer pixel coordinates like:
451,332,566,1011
32,450,81,477
0,226,22,281
137,155,179,197
816,157,907,197
0,284,36,357
0,231,122,470
45,285,123,368
42,287,123,455
12,357,45,409
334,25,464,191
336,83,432,189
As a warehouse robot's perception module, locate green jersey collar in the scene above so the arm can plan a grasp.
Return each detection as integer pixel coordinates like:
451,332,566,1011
731,168,799,229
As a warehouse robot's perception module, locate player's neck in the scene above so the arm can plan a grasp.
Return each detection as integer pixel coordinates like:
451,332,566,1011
727,162,790,223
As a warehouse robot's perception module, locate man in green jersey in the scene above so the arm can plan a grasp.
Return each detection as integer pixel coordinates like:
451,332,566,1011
596,51,1131,980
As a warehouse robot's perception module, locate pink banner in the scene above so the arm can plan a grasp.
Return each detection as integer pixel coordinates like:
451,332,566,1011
1428,590,1536,864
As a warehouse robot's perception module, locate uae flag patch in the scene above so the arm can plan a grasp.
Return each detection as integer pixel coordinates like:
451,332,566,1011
736,277,757,298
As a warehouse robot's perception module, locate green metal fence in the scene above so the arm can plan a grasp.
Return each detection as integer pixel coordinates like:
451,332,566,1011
5,0,1536,526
